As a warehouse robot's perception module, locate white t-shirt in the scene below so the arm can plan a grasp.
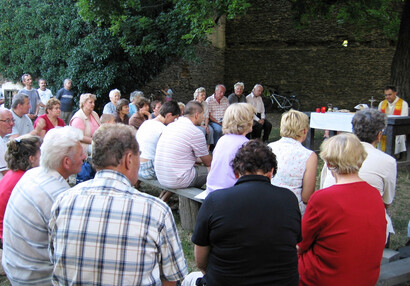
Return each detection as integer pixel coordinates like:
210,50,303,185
136,119,166,160
154,117,208,188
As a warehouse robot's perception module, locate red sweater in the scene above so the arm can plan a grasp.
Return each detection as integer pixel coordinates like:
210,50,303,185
298,181,386,286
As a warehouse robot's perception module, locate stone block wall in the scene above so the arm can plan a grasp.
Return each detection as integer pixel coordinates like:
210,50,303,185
143,0,397,111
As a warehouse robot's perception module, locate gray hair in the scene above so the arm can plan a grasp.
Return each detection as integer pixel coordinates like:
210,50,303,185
40,126,83,171
234,82,244,89
11,93,28,109
130,90,144,101
352,109,387,144
253,84,263,91
109,89,121,99
64,78,72,85
92,124,139,169
193,87,206,100
215,84,226,92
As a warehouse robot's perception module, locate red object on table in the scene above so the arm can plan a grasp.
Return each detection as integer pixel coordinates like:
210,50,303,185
321,106,326,113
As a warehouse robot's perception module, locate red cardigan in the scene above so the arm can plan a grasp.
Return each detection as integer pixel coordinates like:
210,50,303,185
298,181,386,286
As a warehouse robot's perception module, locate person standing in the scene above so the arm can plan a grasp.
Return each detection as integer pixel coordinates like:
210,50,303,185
378,85,408,155
56,78,75,125
49,124,188,285
20,73,44,121
37,79,53,115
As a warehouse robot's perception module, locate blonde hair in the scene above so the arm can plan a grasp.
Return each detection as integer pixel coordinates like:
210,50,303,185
222,103,254,135
320,133,367,174
45,98,61,114
280,109,309,139
79,93,97,109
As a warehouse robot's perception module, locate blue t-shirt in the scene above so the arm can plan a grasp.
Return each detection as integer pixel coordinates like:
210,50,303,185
56,88,74,112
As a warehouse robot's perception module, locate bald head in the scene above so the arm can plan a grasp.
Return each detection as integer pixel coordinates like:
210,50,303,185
0,109,14,137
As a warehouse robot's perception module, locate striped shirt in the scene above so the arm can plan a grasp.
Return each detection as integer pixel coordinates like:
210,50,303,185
155,117,209,188
2,167,70,285
49,170,187,285
206,94,229,122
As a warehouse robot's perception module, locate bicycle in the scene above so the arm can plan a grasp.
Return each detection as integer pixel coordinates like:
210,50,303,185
263,90,301,112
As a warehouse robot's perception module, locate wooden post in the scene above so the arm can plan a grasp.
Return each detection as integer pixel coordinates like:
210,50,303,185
179,196,200,231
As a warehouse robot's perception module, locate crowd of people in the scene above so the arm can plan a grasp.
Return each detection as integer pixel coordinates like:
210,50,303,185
0,75,406,285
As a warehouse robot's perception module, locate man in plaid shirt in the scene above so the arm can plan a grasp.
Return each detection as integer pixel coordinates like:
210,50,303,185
49,124,188,285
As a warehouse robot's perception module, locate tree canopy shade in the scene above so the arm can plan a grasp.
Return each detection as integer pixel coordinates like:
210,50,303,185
291,0,410,99
0,0,250,105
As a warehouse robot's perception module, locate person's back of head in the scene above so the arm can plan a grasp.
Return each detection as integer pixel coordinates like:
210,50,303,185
100,114,115,124
222,103,254,135
159,101,181,117
6,135,42,171
184,101,203,117
280,109,309,140
233,139,277,177
92,124,139,171
352,109,387,144
40,126,83,171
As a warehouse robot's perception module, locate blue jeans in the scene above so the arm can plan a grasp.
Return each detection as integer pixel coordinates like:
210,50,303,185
209,122,223,145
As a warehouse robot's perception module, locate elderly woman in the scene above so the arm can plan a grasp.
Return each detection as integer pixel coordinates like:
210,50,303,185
115,99,130,124
0,135,42,241
34,98,65,137
129,97,151,130
128,90,143,117
268,110,317,215
194,87,214,148
205,103,254,194
70,93,101,155
298,133,386,285
102,89,121,114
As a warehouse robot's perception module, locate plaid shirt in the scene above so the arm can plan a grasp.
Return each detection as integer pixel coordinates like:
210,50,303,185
206,94,229,122
49,170,188,285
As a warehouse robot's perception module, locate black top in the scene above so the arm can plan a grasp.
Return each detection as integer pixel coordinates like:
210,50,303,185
192,175,301,286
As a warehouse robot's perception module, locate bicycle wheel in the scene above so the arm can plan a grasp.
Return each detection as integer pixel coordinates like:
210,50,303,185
289,97,301,110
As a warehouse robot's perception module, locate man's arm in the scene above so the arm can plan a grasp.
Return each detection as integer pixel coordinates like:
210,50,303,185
194,245,210,274
199,154,212,168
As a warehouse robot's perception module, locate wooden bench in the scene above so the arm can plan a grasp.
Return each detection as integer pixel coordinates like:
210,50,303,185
138,178,204,231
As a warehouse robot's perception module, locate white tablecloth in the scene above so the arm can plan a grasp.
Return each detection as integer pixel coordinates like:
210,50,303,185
310,112,354,132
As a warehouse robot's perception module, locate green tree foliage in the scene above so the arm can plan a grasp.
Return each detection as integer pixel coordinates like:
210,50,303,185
291,0,410,99
0,0,250,108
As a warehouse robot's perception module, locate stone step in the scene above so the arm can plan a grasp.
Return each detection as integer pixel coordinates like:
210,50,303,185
377,257,410,286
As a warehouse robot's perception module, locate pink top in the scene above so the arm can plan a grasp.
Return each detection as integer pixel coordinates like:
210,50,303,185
0,170,25,239
71,114,99,137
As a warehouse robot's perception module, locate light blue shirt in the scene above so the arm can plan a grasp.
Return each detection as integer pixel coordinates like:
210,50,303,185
2,167,70,285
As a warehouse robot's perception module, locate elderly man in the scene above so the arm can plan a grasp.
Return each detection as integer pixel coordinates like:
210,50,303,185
20,73,44,121
102,88,121,114
37,78,53,115
183,140,301,286
228,82,246,104
2,126,85,285
56,79,75,125
321,109,397,241
7,93,43,140
155,101,212,189
378,85,408,155
206,84,229,145
246,84,272,142
0,109,14,178
49,124,188,285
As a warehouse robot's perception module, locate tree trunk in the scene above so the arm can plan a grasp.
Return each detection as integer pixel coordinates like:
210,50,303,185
390,0,410,100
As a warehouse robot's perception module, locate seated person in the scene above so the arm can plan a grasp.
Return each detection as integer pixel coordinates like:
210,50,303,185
206,84,229,145
155,101,212,189
150,100,162,119
100,113,115,124
268,110,317,215
194,87,214,148
183,140,301,286
321,109,397,240
298,133,386,286
137,101,180,180
246,84,272,142
102,89,120,114
205,103,254,194
227,82,246,104
114,98,130,124
33,98,65,137
129,97,151,130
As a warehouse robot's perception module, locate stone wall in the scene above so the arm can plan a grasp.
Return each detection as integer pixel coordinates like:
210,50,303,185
143,0,397,110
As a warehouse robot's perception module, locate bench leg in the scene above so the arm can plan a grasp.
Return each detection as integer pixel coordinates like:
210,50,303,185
159,190,173,202
179,196,200,231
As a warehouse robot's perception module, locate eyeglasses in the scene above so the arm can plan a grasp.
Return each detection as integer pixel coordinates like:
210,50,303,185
0,119,15,124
